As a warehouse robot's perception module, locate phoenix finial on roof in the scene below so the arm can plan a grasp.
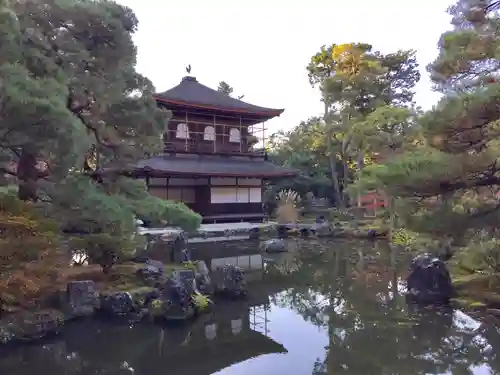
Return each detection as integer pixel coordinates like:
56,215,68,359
186,64,192,74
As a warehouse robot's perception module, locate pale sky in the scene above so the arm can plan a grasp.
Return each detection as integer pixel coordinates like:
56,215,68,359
117,0,453,134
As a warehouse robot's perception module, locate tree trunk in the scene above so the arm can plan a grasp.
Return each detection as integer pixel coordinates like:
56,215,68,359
324,101,343,208
342,157,349,205
356,151,365,207
16,146,40,202
327,151,343,208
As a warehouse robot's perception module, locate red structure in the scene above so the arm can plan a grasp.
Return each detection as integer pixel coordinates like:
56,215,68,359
358,190,387,217
135,76,296,223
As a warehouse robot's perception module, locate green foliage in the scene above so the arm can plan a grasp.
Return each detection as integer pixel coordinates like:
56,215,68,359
391,228,416,246
266,117,349,206
351,0,500,272
0,0,202,276
71,233,137,274
349,148,451,196
457,230,500,273
191,291,211,311
217,81,234,96
182,261,197,270
328,208,354,222
268,43,420,209
0,190,63,310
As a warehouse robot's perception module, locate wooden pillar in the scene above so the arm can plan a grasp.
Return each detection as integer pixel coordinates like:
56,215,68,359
262,121,266,154
213,114,217,153
185,112,189,152
239,116,242,153
223,123,226,152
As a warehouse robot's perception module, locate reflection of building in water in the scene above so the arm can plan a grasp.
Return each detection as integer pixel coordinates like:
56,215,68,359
211,253,263,271
202,302,270,341
137,300,283,375
191,240,265,282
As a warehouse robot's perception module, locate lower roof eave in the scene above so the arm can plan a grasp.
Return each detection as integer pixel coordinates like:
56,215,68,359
132,168,297,179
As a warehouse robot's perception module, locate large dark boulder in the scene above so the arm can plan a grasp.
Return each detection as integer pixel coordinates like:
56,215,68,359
405,253,454,306
100,292,136,317
66,280,99,318
155,278,196,320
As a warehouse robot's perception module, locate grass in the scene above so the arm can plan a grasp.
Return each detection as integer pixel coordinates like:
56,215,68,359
60,262,183,293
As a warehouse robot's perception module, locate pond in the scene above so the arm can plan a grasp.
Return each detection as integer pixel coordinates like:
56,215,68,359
2,238,500,375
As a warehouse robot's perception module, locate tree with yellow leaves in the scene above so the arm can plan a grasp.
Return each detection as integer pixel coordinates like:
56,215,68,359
306,43,420,207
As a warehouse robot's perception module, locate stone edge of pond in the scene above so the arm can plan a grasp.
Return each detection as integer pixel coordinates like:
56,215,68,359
273,221,388,239
0,284,157,346
151,219,387,241
0,260,246,347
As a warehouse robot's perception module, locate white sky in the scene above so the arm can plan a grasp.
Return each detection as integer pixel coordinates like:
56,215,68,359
117,0,453,134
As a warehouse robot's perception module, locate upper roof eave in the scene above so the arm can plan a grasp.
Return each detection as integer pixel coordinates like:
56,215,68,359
154,96,284,118
153,76,284,119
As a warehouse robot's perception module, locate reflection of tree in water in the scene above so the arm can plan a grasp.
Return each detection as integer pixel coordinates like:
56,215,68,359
0,300,286,375
271,239,500,375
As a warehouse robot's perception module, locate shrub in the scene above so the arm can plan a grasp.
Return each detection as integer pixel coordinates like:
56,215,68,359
328,208,354,222
275,189,301,224
0,191,63,312
70,233,140,274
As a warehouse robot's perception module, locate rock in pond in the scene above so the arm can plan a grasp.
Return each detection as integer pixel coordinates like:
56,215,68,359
136,259,165,282
172,269,197,294
405,253,454,306
212,264,247,299
150,278,196,321
194,261,213,295
261,239,286,253
100,292,136,317
66,280,99,318
249,227,260,240
100,287,160,322
314,222,333,237
0,309,65,345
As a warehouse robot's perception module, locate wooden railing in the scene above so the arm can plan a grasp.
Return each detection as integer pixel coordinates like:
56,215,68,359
163,141,266,157
163,129,266,157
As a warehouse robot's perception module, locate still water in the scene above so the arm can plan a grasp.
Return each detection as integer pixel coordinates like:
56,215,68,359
2,238,500,375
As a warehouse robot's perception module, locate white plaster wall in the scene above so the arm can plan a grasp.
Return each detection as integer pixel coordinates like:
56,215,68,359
237,177,261,186
210,187,238,203
210,187,262,203
211,177,237,185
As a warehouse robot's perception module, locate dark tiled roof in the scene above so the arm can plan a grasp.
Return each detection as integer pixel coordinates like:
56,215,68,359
136,154,296,177
154,76,284,117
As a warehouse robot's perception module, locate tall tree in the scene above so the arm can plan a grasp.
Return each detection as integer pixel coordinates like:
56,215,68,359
354,0,500,261
0,0,201,266
307,43,420,206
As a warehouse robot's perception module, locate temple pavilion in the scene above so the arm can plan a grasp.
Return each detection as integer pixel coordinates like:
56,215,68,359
136,75,295,223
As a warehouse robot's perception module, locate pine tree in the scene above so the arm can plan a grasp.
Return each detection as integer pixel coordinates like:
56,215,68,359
354,0,500,257
0,0,201,273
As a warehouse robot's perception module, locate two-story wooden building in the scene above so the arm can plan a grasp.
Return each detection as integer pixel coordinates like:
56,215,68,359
135,76,296,223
